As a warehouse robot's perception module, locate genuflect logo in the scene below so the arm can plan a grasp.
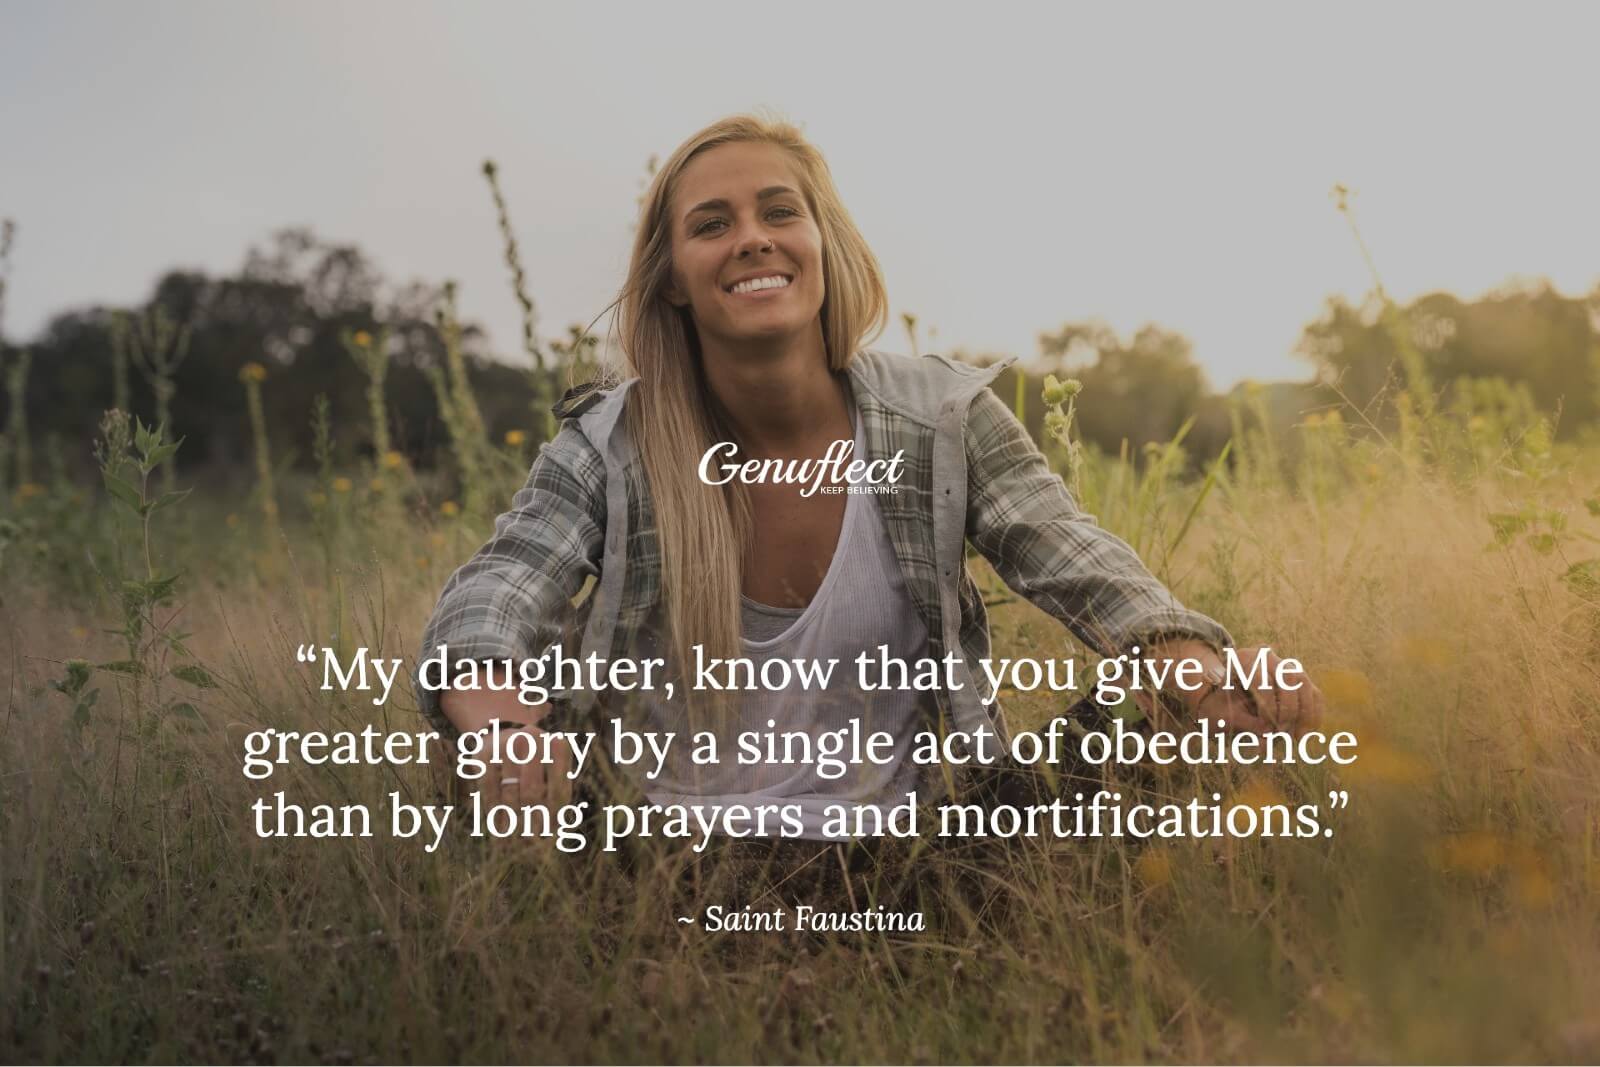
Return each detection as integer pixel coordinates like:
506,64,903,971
697,440,907,497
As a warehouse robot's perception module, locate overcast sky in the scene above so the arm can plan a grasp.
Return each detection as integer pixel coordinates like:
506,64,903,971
4,1,1597,388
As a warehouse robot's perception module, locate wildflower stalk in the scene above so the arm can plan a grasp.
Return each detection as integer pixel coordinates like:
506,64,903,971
343,327,391,462
1332,184,1440,453
108,311,134,416
903,312,920,358
308,393,347,651
433,286,493,518
309,393,340,586
0,220,14,495
1244,382,1281,489
3,346,31,487
426,364,488,522
125,306,191,494
94,415,215,824
481,159,557,442
239,362,280,552
1042,374,1084,501
437,284,489,448
0,219,14,338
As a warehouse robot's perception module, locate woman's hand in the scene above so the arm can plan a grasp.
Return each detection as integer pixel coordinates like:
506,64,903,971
441,677,574,811
1141,638,1326,737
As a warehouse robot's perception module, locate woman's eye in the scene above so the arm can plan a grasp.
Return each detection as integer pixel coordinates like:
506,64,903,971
693,207,798,236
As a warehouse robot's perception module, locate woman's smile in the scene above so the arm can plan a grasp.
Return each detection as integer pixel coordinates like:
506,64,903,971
726,273,793,297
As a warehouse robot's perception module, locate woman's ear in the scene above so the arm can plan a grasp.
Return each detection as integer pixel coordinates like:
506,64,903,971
664,272,688,309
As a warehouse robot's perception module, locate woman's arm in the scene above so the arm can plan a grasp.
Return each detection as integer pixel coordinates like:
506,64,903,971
962,389,1324,735
962,386,1231,658
417,421,608,739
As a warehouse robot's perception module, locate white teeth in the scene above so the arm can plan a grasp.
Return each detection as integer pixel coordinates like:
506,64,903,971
731,275,790,294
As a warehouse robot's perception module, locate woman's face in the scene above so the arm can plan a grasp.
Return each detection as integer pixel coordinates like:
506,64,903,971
664,141,826,351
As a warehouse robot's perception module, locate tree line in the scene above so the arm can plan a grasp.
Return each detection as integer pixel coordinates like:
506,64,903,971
1,225,1596,488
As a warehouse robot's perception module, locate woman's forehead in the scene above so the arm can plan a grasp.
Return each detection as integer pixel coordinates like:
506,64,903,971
675,142,804,206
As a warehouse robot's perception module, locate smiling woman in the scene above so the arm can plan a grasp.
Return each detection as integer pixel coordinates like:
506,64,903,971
418,111,1326,855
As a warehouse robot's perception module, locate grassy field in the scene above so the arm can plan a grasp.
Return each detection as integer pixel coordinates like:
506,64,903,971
3,375,1600,1063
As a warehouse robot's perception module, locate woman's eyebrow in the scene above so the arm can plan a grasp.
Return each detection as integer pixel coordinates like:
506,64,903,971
683,185,800,222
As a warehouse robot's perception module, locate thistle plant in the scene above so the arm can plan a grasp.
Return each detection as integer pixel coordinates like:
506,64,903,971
124,306,192,493
92,413,214,723
1041,373,1084,499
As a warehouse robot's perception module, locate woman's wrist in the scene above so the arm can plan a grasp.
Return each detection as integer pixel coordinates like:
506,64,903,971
1141,636,1228,722
439,667,549,736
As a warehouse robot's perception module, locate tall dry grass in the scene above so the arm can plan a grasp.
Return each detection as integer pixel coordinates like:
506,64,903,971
2,386,1598,1061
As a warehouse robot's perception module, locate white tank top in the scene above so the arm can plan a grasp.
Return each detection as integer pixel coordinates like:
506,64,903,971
629,386,937,839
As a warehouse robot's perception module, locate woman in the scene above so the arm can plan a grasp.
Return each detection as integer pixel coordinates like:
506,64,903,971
418,113,1324,855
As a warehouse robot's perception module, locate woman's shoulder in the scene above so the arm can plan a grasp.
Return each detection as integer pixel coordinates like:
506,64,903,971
848,349,1018,423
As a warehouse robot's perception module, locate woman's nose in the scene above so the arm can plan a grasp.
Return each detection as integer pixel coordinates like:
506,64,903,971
734,222,775,257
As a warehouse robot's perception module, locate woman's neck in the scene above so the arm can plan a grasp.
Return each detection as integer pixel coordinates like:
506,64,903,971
699,328,849,457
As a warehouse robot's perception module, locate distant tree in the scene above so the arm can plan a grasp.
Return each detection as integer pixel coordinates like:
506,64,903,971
10,227,537,479
1297,280,1600,435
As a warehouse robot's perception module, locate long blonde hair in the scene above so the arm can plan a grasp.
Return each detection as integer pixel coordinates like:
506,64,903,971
613,113,889,722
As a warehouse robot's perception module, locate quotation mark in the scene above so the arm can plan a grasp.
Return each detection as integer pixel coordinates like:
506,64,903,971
1324,790,1350,837
296,644,318,663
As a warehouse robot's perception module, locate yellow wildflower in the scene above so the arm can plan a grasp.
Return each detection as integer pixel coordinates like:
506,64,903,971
429,532,447,548
439,500,460,517
1431,830,1507,874
1507,843,1554,909
383,450,404,470
504,429,527,447
353,330,372,347
1342,740,1430,785
1229,778,1289,812
1317,668,1373,711
369,477,385,493
1395,634,1455,668
416,556,429,568
71,626,89,640
306,491,327,507
332,477,353,494
13,482,44,503
1133,847,1173,889
225,513,240,528
238,362,267,383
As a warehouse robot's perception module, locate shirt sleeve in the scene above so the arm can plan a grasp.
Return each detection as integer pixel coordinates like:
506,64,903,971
414,422,608,735
962,387,1234,657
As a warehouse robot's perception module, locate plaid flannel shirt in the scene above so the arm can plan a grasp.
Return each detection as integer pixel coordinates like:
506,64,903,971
416,350,1233,746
